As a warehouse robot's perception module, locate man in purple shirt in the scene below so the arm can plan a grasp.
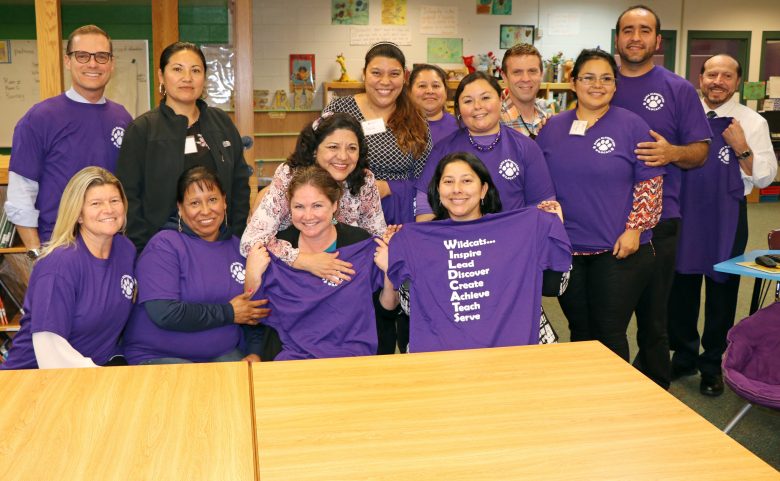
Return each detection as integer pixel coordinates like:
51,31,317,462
612,5,711,391
5,25,131,256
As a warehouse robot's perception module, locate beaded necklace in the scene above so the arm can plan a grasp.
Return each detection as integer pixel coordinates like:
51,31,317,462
467,128,502,152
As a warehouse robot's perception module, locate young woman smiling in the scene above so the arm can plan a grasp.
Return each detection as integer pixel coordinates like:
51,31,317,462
409,64,458,145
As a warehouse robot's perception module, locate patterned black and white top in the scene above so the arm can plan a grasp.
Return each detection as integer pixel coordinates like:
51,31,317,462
323,96,432,180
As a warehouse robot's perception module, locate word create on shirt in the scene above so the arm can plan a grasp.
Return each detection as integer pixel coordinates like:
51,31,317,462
443,238,496,323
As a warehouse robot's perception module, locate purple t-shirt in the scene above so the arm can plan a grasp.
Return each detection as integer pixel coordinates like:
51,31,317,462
416,124,556,215
536,107,664,252
612,66,712,220
122,230,245,364
676,117,743,283
1,235,136,370
387,208,571,353
9,94,132,241
428,112,459,146
256,238,383,360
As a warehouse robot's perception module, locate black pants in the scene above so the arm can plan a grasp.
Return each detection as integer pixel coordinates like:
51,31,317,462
559,244,654,361
668,200,748,376
632,218,680,389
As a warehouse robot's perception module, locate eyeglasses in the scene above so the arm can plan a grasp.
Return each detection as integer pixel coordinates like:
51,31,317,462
67,51,113,64
576,75,616,86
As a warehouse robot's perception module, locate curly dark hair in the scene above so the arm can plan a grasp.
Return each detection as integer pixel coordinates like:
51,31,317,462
286,112,369,197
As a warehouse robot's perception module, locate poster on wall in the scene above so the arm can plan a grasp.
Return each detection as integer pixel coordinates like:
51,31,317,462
332,0,369,25
0,40,9,63
289,54,315,90
382,0,407,25
500,25,535,48
427,38,463,64
420,6,458,35
477,0,511,15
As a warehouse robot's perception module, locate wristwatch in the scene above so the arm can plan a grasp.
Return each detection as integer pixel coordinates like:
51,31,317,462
26,248,41,260
737,149,752,160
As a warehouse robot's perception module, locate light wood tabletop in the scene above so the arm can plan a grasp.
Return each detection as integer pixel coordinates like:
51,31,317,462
0,362,257,481
251,341,779,481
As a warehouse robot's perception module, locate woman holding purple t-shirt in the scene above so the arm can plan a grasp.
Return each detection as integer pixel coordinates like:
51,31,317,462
536,49,664,361
122,167,269,365
1,167,135,370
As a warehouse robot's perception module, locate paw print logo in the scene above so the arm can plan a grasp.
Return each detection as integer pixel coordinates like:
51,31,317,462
718,146,731,165
120,275,136,300
230,262,246,284
498,159,520,180
642,93,665,111
110,127,125,148
593,137,616,154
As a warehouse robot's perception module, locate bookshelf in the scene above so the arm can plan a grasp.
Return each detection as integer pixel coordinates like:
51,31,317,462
0,155,26,355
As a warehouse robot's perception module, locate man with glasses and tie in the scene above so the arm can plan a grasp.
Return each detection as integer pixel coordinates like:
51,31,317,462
5,25,131,257
610,5,712,393
667,54,777,397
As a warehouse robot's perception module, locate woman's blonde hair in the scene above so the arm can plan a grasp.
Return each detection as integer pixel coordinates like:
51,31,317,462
40,167,128,260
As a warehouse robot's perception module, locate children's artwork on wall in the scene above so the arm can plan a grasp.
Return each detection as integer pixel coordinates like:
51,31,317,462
499,25,535,49
0,41,9,63
492,0,511,15
332,0,369,25
382,0,407,25
428,38,463,64
477,0,511,15
289,54,315,90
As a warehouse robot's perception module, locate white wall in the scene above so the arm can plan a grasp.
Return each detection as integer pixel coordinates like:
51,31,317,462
252,0,780,107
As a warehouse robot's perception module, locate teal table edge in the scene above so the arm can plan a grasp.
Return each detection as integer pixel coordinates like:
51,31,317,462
713,250,780,281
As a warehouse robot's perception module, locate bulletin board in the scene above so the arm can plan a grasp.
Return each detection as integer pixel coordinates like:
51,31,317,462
0,39,149,147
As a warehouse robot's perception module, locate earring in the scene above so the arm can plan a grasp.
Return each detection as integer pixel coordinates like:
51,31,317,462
481,197,485,206
331,216,338,225
178,214,182,232
224,215,228,228
159,83,166,96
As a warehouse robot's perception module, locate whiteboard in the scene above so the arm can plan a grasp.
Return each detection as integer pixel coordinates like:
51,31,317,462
0,39,150,148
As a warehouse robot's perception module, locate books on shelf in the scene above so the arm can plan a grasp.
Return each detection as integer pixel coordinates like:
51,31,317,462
0,209,16,248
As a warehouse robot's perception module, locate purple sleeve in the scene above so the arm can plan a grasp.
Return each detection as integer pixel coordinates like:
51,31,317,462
414,142,445,217
387,229,413,288
29,274,77,338
632,118,667,183
9,112,45,181
538,213,572,273
136,235,182,303
677,83,713,145
416,190,432,216
521,140,557,204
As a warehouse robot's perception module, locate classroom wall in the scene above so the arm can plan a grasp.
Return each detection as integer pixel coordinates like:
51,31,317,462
252,0,780,107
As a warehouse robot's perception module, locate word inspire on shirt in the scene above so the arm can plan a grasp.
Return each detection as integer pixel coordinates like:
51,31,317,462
443,237,496,323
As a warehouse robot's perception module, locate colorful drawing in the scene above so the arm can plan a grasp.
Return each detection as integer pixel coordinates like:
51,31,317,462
427,38,463,64
332,0,369,25
0,40,9,64
289,54,315,89
476,0,491,15
499,25,535,49
492,0,512,15
382,0,407,25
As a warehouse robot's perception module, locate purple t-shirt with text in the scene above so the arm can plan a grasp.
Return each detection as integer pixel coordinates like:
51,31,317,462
416,124,556,215
536,107,664,252
388,208,571,353
1,235,136,370
9,94,132,241
676,117,743,282
122,230,245,364
612,66,712,220
256,238,383,360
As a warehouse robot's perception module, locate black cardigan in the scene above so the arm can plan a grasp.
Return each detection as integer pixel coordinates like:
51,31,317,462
116,99,251,251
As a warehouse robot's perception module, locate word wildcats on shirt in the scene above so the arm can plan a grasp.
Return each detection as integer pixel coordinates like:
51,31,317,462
388,208,572,353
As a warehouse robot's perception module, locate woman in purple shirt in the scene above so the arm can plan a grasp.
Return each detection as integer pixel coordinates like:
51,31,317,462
1,167,135,369
409,64,458,146
122,167,269,364
536,49,664,361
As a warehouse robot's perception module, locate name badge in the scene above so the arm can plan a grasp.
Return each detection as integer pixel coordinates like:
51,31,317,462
569,120,588,136
361,118,387,136
184,135,198,154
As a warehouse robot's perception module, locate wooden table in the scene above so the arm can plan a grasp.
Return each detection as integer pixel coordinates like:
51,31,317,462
0,362,256,481
251,342,779,481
